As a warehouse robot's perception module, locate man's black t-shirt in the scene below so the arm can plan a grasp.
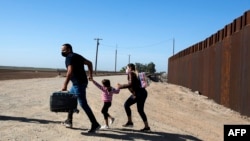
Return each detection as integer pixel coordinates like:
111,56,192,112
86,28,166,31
65,52,88,85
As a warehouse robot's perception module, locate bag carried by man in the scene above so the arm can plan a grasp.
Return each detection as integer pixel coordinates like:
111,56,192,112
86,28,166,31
50,91,79,113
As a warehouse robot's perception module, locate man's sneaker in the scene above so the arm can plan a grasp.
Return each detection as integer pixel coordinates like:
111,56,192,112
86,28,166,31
62,119,72,128
122,121,133,127
88,123,101,133
140,127,151,132
100,125,109,130
109,118,115,125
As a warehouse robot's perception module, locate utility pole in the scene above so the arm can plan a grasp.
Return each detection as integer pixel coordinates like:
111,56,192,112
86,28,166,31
128,54,130,63
173,38,175,55
115,45,117,72
94,38,102,74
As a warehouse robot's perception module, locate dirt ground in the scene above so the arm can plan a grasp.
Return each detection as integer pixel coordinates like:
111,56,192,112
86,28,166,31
0,74,250,141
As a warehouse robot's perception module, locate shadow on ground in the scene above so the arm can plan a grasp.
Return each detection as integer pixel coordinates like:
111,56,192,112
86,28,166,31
81,128,202,141
0,115,61,124
1,115,202,141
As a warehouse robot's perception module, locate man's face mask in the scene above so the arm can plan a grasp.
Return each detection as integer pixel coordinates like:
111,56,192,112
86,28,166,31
61,52,68,57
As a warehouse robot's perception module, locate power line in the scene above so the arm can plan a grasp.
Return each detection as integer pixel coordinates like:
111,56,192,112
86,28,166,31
100,43,116,48
100,39,171,50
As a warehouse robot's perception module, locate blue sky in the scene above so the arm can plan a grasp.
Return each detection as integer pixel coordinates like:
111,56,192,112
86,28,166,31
0,0,249,72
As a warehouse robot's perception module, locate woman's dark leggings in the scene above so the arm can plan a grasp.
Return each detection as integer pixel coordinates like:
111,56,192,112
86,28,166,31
102,102,111,119
124,89,148,122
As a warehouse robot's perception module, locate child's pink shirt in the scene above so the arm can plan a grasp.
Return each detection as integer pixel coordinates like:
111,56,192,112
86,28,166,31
93,80,120,102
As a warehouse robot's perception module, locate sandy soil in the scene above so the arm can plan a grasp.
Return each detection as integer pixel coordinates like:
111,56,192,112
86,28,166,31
0,75,250,141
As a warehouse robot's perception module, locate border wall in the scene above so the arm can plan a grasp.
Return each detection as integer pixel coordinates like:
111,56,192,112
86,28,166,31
168,10,250,116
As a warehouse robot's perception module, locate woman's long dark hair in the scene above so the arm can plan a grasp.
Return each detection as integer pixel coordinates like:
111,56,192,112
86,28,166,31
127,63,135,71
127,63,138,76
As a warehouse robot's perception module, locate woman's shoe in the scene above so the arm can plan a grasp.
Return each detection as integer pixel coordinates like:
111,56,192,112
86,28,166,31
140,127,150,132
122,121,133,127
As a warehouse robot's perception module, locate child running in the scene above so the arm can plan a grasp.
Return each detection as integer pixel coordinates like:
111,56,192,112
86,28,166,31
92,78,120,129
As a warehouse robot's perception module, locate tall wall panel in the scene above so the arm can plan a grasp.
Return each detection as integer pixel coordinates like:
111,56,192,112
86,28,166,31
168,10,250,116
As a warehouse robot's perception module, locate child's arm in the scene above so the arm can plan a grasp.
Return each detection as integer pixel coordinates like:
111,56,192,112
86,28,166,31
92,80,106,92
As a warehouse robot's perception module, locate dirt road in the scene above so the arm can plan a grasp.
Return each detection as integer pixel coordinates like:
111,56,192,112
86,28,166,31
0,75,249,141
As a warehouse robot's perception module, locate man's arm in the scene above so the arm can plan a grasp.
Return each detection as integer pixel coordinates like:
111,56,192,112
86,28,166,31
62,65,73,91
84,59,93,81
